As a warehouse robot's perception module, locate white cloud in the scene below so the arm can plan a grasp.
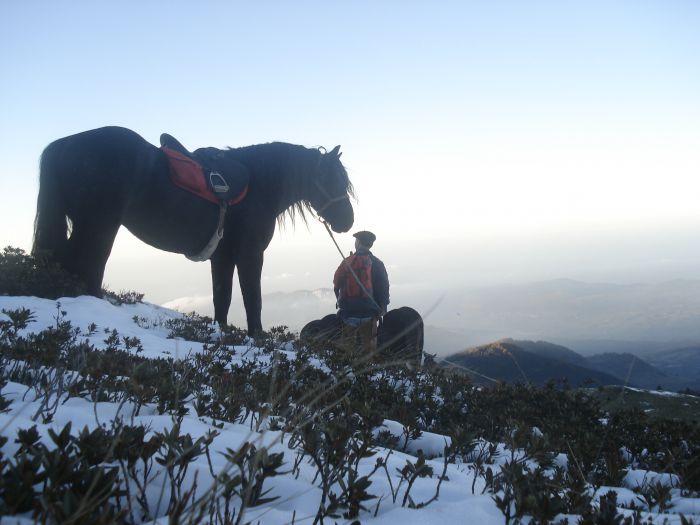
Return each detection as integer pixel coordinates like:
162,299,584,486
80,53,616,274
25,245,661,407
162,295,213,315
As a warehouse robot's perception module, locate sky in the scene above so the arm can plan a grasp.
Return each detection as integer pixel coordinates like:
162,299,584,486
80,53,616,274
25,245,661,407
1,1,700,321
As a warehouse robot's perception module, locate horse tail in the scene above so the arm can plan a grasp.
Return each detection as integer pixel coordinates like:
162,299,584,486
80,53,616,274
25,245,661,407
417,318,425,361
32,143,68,262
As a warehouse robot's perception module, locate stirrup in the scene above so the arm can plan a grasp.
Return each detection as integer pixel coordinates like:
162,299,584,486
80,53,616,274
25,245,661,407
209,171,230,194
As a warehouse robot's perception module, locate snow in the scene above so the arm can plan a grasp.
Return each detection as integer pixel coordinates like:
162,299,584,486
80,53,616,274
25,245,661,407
1,295,699,524
623,469,681,490
624,386,685,398
375,419,452,457
594,486,646,508
0,295,196,359
672,495,700,516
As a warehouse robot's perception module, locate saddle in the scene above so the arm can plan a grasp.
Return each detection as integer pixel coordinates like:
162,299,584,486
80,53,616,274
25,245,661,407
160,133,250,262
160,133,249,206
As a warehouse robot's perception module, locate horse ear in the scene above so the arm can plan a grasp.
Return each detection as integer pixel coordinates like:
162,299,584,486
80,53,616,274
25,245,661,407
329,145,341,158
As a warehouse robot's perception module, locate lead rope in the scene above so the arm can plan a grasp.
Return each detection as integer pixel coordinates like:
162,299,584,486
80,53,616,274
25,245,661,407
321,220,383,313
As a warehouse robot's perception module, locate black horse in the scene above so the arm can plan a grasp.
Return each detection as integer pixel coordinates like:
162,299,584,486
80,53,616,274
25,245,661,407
33,126,354,334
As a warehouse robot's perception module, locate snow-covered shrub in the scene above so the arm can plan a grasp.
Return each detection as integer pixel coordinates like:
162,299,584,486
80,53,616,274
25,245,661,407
166,311,218,343
1,301,699,524
103,288,145,305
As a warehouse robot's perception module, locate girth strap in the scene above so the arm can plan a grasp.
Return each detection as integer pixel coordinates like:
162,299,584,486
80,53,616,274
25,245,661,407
186,202,227,262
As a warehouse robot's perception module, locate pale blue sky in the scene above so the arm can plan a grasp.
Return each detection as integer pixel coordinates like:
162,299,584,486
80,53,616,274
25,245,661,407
1,1,699,309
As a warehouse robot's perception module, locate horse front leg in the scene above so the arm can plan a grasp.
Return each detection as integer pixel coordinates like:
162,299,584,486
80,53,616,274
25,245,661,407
211,253,236,326
237,250,264,336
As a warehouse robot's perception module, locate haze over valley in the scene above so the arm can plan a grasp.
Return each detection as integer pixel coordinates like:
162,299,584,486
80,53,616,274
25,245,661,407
164,277,700,356
159,274,700,390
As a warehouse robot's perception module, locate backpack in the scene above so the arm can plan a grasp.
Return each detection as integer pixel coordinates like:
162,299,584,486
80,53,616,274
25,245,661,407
338,253,373,300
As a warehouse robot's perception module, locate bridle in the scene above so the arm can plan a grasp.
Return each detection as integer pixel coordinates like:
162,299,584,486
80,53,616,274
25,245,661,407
313,177,350,217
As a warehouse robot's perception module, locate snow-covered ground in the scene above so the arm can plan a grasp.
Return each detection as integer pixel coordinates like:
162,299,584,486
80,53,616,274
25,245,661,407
1,295,699,524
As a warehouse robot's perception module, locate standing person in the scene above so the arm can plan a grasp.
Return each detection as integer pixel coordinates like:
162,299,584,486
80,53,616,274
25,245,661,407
333,231,390,355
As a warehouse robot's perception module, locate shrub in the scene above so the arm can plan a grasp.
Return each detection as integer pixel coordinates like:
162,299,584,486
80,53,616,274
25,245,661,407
102,288,145,305
166,311,218,343
2,303,699,524
0,246,87,299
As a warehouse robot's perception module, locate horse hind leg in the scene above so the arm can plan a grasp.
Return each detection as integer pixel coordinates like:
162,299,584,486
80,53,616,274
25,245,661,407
237,250,264,335
63,215,121,296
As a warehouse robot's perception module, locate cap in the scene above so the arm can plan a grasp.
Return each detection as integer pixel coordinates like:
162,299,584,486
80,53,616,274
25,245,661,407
353,230,376,246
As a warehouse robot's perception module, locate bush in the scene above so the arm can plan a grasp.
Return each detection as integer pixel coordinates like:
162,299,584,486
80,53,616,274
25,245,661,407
102,288,145,305
0,246,87,299
166,311,218,343
2,304,699,524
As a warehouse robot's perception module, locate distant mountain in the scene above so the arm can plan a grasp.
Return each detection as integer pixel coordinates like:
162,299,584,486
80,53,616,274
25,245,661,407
644,346,700,389
423,279,700,351
164,280,700,361
442,340,624,387
502,341,692,391
646,345,700,370
585,353,675,390
561,339,682,357
505,339,590,367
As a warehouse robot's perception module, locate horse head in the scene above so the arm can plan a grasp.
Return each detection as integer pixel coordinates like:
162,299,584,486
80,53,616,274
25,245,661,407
308,145,354,233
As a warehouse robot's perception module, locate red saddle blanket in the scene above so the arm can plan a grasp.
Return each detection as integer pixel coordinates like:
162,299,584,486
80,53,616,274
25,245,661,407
162,147,248,205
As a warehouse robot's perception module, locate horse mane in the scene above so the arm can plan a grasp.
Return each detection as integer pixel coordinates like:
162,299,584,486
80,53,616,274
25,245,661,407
224,142,355,229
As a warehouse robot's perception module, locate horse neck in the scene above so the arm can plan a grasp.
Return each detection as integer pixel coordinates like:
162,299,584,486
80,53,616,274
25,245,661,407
245,143,316,213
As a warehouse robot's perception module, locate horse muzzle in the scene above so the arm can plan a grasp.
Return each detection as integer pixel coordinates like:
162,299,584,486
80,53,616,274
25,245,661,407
315,196,353,233
327,204,353,233
330,220,352,233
